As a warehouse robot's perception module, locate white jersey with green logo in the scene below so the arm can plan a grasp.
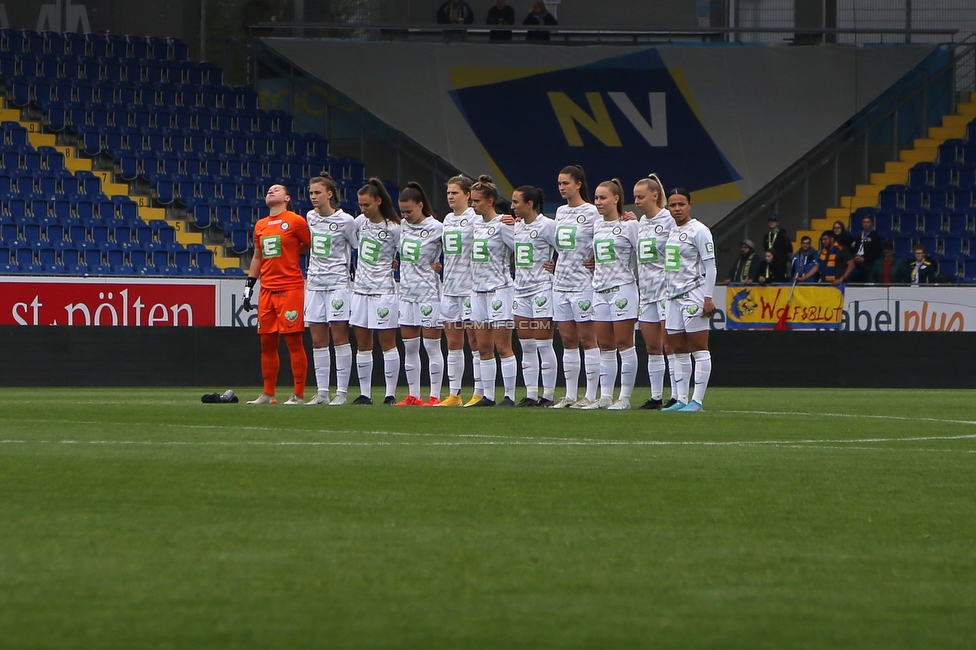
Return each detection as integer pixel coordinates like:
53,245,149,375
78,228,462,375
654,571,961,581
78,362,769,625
470,214,514,292
353,215,400,295
636,208,675,303
399,216,444,304
513,215,556,298
591,218,638,292
552,203,598,292
664,219,715,298
305,208,358,291
441,208,476,298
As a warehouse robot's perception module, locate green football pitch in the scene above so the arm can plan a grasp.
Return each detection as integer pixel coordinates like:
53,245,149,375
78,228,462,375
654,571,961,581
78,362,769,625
1,387,974,649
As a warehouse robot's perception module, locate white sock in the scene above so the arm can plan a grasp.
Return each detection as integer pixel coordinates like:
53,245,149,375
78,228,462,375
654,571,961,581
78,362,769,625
692,350,712,405
520,338,540,401
538,339,557,400
674,352,692,404
562,348,580,401
383,347,399,398
423,337,444,400
334,343,352,395
584,348,601,401
403,337,421,398
471,350,483,397
599,349,617,400
480,355,497,402
648,354,666,400
313,347,331,397
500,354,517,401
619,346,638,400
447,349,464,395
667,353,678,400
356,350,372,399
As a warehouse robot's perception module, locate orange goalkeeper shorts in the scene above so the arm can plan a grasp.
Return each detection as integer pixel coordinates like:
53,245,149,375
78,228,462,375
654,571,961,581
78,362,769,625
257,287,305,334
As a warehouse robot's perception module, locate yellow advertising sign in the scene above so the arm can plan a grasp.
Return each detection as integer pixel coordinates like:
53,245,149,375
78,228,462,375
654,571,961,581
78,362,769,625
726,285,845,329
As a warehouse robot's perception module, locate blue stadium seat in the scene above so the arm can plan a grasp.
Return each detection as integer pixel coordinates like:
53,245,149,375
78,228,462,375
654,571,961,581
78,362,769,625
947,210,974,236
229,227,250,254
223,266,246,277
942,236,968,258
921,212,945,235
873,213,894,239
113,264,135,275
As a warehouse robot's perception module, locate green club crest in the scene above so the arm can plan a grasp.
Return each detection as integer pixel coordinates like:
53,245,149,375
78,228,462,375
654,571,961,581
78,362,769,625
535,295,548,307
685,304,700,316
491,300,503,311
462,297,471,308
377,307,390,318
284,310,299,322
331,299,344,310
615,298,628,309
420,305,433,317
578,300,592,312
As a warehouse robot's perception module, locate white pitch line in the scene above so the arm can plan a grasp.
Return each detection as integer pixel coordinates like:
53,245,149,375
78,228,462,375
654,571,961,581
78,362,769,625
726,409,976,427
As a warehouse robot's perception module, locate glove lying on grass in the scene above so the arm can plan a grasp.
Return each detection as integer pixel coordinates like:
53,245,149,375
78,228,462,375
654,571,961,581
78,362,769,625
201,390,239,403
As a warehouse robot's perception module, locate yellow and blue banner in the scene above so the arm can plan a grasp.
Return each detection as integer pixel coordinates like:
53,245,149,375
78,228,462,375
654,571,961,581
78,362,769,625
447,50,741,200
726,285,845,330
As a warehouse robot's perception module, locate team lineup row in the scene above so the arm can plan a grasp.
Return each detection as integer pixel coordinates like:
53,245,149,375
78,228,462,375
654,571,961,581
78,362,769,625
242,165,717,411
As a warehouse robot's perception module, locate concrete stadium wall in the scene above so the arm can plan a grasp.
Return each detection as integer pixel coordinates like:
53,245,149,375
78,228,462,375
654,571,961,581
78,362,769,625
264,39,937,230
2,325,972,389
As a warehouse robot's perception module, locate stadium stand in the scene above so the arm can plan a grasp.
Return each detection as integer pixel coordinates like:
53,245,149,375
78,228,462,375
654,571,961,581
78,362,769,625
0,29,369,277
797,92,976,283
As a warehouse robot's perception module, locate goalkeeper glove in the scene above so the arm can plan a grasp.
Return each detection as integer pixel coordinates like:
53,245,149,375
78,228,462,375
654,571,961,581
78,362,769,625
242,276,257,311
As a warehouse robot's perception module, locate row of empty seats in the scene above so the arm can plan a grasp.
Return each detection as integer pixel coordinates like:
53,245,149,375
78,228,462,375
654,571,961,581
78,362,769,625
2,54,221,86
0,30,189,61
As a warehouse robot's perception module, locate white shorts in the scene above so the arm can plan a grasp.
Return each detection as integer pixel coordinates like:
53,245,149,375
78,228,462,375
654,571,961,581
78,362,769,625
470,287,514,325
665,286,710,334
350,292,399,330
513,288,554,319
440,294,472,323
304,287,351,324
592,283,639,321
638,298,666,324
399,299,442,329
553,289,594,323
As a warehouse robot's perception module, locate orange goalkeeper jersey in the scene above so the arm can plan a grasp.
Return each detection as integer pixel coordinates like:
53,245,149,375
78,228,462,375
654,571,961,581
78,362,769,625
253,210,311,291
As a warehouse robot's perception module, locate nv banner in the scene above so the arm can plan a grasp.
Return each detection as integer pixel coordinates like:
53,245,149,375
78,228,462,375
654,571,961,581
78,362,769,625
447,49,741,202
726,285,845,330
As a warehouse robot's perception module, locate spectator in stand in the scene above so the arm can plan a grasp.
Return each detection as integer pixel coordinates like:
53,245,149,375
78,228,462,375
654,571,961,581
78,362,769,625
486,0,515,40
437,0,475,24
868,240,910,284
720,239,759,285
909,244,936,285
524,1,557,41
756,249,788,285
817,230,854,285
791,235,819,282
763,214,793,259
832,220,852,249
850,215,884,281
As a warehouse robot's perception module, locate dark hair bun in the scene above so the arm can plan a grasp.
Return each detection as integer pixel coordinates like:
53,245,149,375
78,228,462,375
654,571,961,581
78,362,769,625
478,174,494,184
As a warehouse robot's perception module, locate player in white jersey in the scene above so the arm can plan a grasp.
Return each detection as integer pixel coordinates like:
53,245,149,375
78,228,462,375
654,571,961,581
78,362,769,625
350,178,402,405
435,175,483,408
660,188,717,412
467,175,517,407
549,165,601,409
583,179,640,410
623,174,679,410
510,185,558,407
304,173,359,406
395,182,445,407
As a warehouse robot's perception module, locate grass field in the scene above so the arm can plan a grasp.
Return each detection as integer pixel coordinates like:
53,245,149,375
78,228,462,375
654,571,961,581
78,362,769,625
1,387,974,649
